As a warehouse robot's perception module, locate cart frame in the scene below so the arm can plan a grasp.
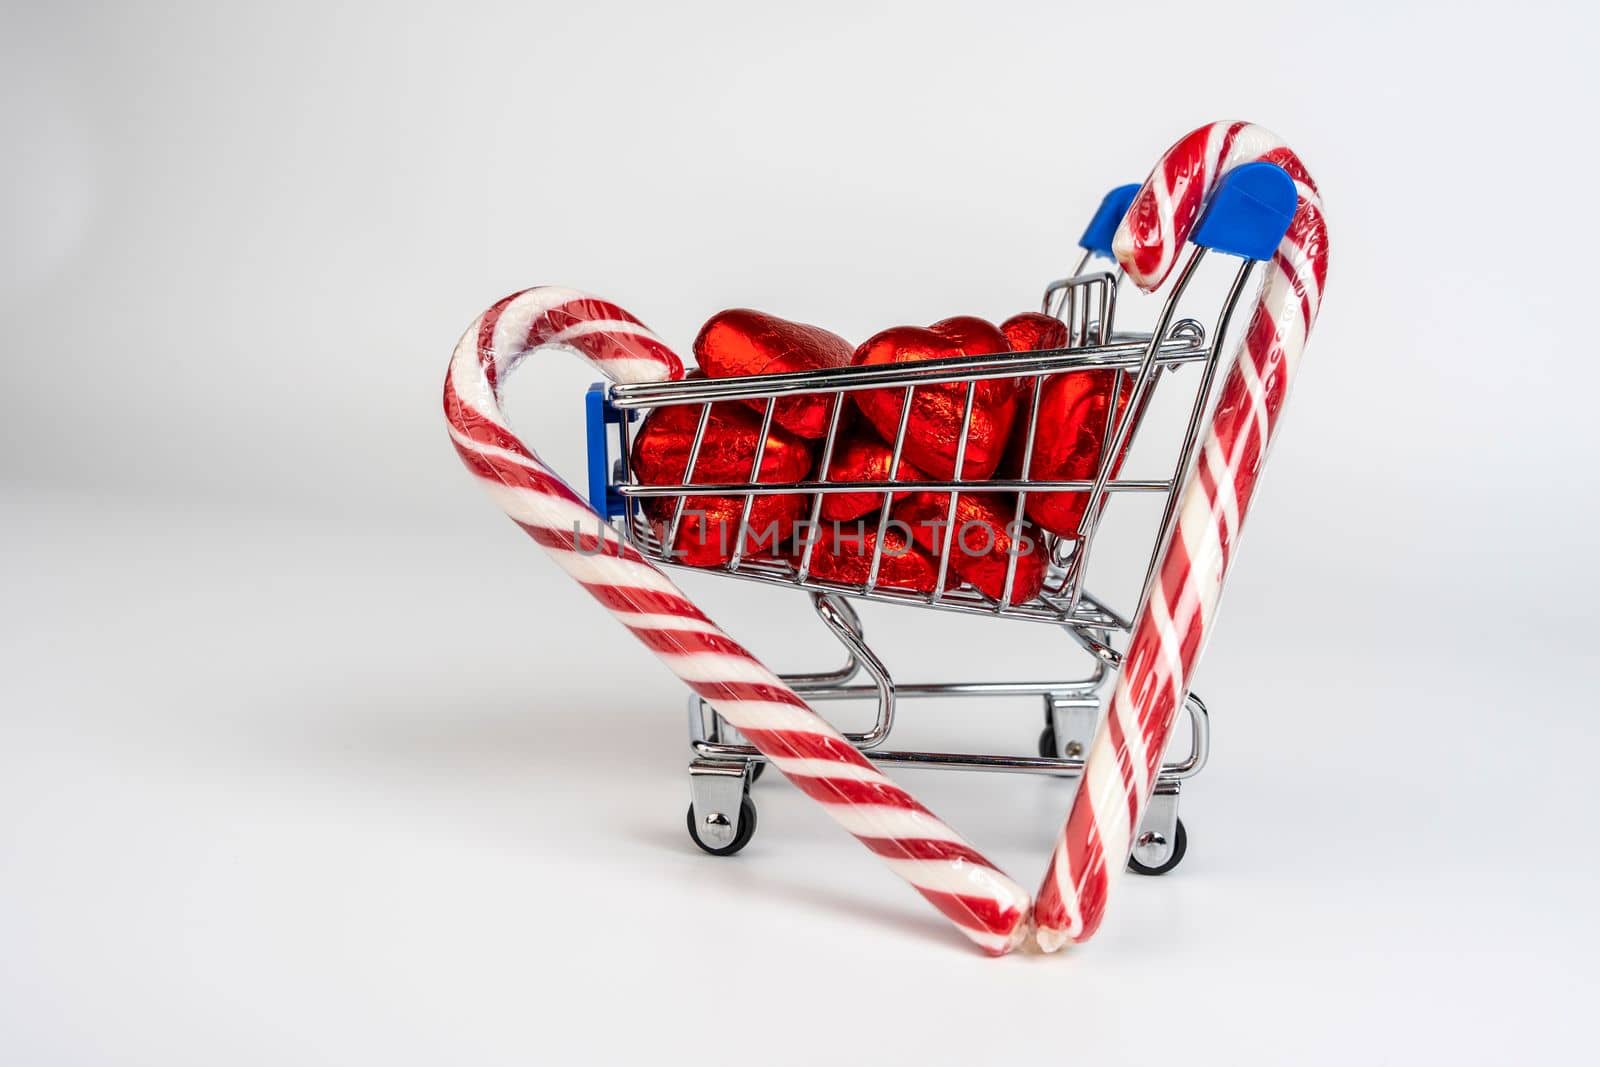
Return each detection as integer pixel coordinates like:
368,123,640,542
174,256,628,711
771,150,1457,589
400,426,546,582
584,173,1291,871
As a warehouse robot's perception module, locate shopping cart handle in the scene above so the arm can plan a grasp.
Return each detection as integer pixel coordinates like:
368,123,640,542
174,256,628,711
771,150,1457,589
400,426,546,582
1079,183,1141,258
1190,161,1298,262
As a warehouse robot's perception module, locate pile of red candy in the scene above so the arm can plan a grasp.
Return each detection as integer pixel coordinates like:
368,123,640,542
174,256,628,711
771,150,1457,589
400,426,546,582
630,309,1140,606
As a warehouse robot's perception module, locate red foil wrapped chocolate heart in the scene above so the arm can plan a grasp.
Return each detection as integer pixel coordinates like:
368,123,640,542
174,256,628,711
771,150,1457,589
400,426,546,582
1018,369,1137,540
631,399,814,567
694,308,854,439
797,522,940,594
1000,311,1071,355
897,491,1048,605
999,310,1071,416
850,316,1018,481
818,429,926,522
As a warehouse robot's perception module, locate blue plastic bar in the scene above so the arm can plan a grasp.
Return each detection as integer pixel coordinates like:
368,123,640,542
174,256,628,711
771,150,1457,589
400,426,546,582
1079,183,1141,258
1190,162,1297,262
584,382,627,519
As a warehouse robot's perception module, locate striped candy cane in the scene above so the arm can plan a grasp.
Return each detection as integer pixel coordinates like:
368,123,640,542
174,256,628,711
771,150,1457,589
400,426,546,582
1032,122,1330,950
444,286,1031,954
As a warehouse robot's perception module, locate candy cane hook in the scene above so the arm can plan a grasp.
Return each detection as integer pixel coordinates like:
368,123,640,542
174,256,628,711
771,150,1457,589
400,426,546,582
444,286,1031,954
1033,122,1330,950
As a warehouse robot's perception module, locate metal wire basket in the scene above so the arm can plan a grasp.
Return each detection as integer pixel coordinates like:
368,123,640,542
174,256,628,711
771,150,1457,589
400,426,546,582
583,179,1282,869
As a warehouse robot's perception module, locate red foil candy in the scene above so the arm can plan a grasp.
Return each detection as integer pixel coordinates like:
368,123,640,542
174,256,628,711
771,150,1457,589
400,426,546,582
694,308,854,439
631,398,814,567
1000,311,1070,355
819,429,926,522
798,522,940,594
1020,369,1138,540
1000,310,1072,414
851,316,1019,481
897,491,1048,606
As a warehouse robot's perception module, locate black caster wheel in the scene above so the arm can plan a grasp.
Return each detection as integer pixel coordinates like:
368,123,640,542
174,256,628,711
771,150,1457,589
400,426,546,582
1127,818,1187,876
686,795,758,857
748,761,766,783
1039,725,1086,763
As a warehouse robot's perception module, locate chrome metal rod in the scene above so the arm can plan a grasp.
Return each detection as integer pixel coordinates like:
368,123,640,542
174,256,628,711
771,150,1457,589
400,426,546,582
728,396,777,571
789,679,1105,700
1000,377,1047,610
632,536,1136,629
754,593,865,690
610,336,1207,408
812,592,896,748
1065,248,1209,616
665,402,713,554
1042,263,1104,317
932,382,979,600
797,395,847,583
691,691,1207,781
620,477,1174,497
1136,258,1257,615
867,387,916,592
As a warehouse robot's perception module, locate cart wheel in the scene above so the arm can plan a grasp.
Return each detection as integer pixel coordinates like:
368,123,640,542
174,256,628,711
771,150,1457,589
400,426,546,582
748,761,766,783
686,795,758,857
1127,818,1187,876
1038,725,1058,759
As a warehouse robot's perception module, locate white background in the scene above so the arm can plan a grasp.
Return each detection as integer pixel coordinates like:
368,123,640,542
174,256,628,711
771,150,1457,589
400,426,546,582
4,1,1597,1063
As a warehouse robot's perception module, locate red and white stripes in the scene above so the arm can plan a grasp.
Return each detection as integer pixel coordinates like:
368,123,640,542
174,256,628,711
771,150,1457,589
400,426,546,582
444,286,1031,954
1032,121,1329,950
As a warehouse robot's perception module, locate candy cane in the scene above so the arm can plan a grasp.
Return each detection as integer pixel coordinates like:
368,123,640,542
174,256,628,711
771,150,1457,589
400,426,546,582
444,286,1031,954
1032,122,1330,950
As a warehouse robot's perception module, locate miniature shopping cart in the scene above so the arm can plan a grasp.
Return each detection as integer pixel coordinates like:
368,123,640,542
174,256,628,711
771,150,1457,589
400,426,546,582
584,170,1296,874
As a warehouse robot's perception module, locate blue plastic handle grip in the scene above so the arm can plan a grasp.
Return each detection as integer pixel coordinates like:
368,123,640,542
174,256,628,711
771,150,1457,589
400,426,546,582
1190,162,1297,262
1079,183,1141,258
584,382,626,519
